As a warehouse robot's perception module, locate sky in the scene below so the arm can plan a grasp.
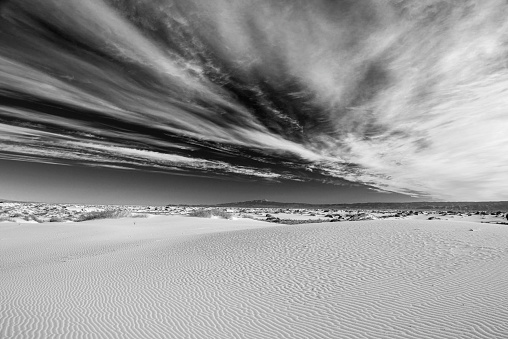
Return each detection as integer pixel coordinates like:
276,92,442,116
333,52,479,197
1,0,508,205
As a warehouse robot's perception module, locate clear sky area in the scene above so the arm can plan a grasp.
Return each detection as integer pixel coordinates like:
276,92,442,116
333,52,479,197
0,159,421,205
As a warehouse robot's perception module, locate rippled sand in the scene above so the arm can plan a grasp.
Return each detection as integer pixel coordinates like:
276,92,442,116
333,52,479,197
1,216,508,338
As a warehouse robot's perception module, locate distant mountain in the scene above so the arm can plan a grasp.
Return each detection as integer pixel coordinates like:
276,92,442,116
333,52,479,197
212,200,508,211
0,198,36,203
214,199,311,208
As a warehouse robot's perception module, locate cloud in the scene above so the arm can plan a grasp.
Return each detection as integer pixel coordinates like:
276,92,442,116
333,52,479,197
1,0,508,200
0,121,290,180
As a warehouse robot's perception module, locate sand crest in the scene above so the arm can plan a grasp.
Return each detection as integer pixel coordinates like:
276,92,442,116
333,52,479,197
1,217,507,338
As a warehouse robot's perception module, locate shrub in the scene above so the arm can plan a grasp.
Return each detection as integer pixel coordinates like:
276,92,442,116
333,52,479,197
77,209,134,222
188,208,232,219
22,214,43,223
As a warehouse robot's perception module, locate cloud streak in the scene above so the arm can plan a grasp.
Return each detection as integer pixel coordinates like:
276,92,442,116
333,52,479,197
1,0,508,200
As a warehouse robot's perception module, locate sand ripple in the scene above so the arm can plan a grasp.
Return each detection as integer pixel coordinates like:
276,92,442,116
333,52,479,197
1,218,508,338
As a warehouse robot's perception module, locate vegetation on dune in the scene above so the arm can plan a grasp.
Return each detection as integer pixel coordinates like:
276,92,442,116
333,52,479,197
188,208,233,219
77,209,146,222
24,214,43,223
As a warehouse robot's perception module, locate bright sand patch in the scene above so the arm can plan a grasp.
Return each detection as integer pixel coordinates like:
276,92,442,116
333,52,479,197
1,217,508,338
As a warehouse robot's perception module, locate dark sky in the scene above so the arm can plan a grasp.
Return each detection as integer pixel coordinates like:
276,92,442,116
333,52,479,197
1,0,508,204
0,158,419,205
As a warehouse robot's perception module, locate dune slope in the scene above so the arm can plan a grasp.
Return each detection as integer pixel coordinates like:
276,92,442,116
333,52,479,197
1,217,508,338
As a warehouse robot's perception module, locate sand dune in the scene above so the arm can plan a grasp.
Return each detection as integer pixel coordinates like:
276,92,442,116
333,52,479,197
1,217,508,338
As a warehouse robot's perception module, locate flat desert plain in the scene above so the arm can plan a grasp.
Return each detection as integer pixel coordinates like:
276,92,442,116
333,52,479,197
1,216,508,338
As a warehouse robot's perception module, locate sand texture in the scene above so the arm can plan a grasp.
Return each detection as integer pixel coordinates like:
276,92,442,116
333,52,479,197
1,217,508,338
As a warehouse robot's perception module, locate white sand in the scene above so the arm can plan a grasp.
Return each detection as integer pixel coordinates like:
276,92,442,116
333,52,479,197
1,217,508,338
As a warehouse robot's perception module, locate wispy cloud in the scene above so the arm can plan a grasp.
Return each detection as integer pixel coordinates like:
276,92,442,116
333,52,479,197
1,0,508,200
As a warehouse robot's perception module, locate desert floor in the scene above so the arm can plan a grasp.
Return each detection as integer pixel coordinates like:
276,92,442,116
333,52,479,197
1,216,508,338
